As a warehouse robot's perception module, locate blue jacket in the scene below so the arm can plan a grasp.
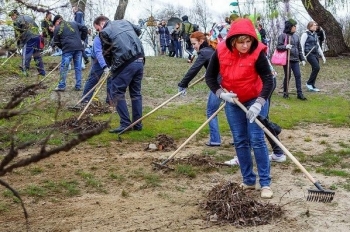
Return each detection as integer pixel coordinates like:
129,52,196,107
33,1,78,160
91,36,107,68
74,10,85,25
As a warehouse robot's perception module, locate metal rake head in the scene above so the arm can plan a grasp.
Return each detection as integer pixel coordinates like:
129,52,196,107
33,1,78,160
307,189,335,203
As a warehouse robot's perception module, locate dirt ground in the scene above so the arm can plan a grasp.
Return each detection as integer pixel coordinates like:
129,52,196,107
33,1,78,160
1,124,350,232
1,56,350,231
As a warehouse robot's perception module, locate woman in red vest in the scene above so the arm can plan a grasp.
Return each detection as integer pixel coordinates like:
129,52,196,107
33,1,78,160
205,18,274,199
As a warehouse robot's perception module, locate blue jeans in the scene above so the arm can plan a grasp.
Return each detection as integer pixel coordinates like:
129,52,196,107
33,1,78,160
58,50,82,89
206,91,222,144
109,59,144,129
225,99,271,187
22,36,45,75
82,58,104,102
283,61,302,95
173,40,182,58
306,53,320,87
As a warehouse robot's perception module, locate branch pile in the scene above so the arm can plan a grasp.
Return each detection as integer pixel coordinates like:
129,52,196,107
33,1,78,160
203,182,284,227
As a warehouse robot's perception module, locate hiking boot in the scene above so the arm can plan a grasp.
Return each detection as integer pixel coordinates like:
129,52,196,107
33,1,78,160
306,83,314,91
224,156,239,166
74,87,81,91
84,58,90,65
297,94,307,100
261,186,273,199
240,183,256,190
283,93,289,99
269,153,286,162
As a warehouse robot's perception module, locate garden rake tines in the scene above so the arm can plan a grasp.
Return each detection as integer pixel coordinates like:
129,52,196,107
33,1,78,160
153,102,226,170
232,98,335,203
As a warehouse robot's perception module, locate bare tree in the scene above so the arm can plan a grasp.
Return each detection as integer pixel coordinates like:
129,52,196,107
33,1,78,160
0,83,109,227
114,0,129,20
191,0,212,33
300,0,349,55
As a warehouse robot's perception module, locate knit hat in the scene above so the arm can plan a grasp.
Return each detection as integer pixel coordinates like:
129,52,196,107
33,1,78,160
53,15,62,25
8,9,19,17
287,18,297,26
181,15,188,21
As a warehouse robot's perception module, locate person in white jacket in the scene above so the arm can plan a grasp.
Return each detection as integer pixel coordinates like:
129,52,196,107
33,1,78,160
300,21,326,92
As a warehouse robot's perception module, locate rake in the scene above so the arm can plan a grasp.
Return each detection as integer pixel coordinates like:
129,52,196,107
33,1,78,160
1,52,16,66
117,76,205,141
75,71,110,122
153,102,226,170
233,98,335,202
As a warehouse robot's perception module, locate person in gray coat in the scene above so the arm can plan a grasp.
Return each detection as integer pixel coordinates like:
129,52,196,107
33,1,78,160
276,19,306,100
9,9,45,76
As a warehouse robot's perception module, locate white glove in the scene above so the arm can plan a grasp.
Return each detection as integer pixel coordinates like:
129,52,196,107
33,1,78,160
286,44,293,50
103,67,110,74
16,48,22,55
219,92,237,103
322,56,326,64
47,47,53,53
246,102,262,123
178,87,187,96
301,61,306,66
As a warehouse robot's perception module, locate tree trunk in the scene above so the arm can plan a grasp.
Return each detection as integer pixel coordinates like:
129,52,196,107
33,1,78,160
301,0,349,56
70,0,86,12
114,0,129,20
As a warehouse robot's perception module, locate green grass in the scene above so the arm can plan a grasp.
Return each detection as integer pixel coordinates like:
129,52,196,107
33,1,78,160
175,164,196,178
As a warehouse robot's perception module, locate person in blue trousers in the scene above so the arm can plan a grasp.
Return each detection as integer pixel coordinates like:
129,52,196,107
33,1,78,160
94,16,145,133
177,31,223,147
80,34,110,105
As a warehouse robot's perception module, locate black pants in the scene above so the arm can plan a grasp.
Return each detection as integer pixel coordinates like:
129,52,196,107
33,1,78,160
306,53,320,87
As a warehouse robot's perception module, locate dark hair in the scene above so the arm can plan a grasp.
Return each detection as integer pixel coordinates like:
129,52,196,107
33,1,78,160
93,15,109,26
46,11,52,16
8,9,19,16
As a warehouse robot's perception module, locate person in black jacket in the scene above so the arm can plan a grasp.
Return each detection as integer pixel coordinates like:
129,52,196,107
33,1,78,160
93,16,145,133
52,15,87,91
178,31,223,146
9,9,46,76
276,19,306,100
41,11,53,48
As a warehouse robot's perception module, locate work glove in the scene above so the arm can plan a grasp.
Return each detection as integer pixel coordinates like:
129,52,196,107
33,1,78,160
285,44,293,50
178,87,187,96
47,46,53,53
219,92,237,104
246,102,262,123
103,66,110,74
301,61,306,66
322,56,326,64
16,48,22,55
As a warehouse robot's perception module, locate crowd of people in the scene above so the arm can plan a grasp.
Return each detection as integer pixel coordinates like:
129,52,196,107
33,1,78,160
8,8,328,200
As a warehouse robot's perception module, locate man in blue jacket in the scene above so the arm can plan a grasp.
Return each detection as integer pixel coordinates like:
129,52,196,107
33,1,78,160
9,9,46,77
79,34,110,105
73,6,89,65
93,15,145,133
52,15,87,91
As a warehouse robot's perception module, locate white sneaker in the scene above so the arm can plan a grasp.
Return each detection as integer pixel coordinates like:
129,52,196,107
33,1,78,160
269,153,286,162
261,186,273,199
312,86,320,92
224,156,240,166
306,84,314,91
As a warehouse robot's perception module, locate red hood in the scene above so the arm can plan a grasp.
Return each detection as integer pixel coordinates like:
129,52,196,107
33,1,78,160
227,18,258,40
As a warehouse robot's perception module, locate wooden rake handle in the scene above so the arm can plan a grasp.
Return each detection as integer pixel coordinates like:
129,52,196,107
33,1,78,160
232,98,318,185
161,102,226,166
76,71,110,121
117,76,205,136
